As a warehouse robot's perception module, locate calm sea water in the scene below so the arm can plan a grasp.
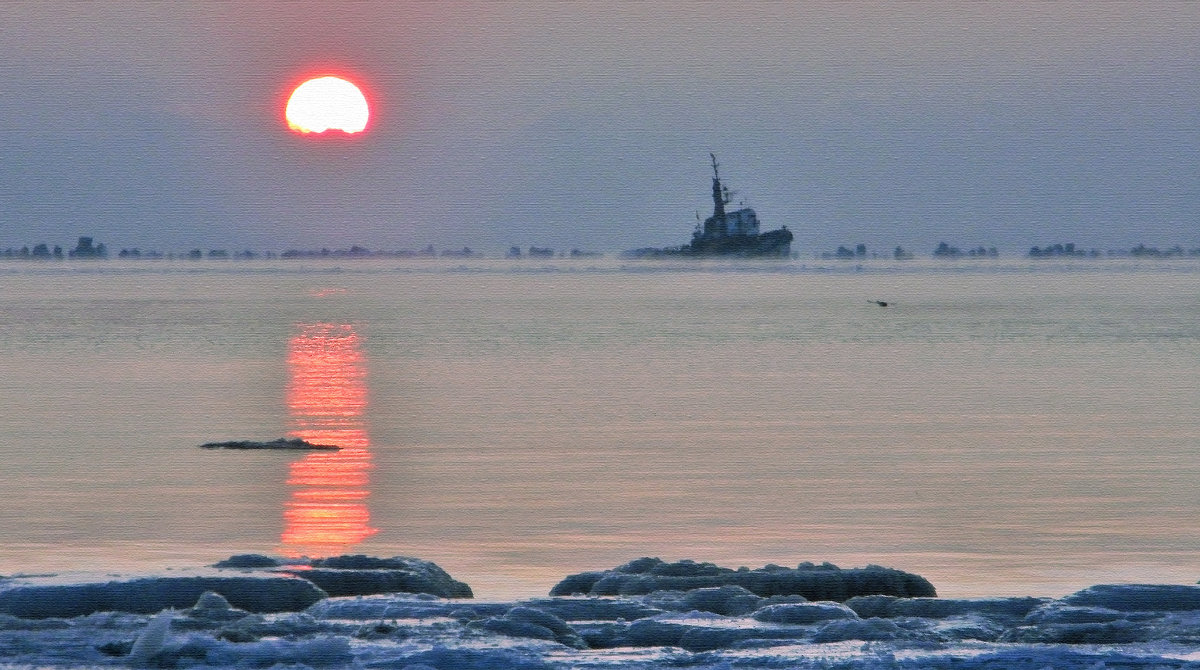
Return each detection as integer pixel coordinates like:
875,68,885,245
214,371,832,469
1,258,1197,599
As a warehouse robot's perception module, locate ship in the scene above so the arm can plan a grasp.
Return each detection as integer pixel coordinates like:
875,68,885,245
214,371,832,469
624,154,793,258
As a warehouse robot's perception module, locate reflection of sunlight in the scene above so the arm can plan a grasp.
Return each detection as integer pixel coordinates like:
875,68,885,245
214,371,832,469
280,323,377,557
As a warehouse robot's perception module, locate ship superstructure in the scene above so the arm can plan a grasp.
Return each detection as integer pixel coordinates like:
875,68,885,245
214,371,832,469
625,154,793,258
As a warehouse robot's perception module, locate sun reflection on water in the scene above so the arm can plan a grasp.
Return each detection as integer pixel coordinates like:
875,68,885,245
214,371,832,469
280,323,377,557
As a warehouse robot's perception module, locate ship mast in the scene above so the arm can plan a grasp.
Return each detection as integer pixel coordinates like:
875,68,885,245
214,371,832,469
710,153,726,220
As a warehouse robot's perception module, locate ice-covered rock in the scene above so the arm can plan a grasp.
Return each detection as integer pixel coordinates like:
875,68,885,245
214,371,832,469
844,594,1046,620
646,613,818,652
473,606,587,648
306,593,508,621
625,617,692,647
294,555,473,598
682,585,766,615
811,616,904,642
1059,583,1200,612
0,573,328,618
207,553,474,599
169,636,353,668
211,554,283,569
752,601,859,624
517,596,663,621
641,585,766,615
1022,602,1128,625
549,557,936,600
1003,619,1150,644
927,615,1010,642
172,590,253,630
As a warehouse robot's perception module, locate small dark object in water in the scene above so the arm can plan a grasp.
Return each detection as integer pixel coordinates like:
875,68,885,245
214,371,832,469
199,438,341,451
96,640,134,656
870,300,890,307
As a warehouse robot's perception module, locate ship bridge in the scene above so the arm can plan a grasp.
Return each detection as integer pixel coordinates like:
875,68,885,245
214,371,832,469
699,154,760,240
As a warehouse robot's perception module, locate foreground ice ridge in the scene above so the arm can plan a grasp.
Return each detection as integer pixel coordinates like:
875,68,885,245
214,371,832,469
0,554,470,619
2,580,1200,669
550,557,938,600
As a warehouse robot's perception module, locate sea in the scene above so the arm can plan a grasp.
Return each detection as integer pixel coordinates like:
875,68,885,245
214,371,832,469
1,257,1197,602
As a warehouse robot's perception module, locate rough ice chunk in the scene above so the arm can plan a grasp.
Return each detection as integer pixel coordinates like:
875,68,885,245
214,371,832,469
549,557,935,600
517,596,663,621
1003,619,1150,644
306,594,507,621
474,606,586,648
292,567,472,599
1022,602,1128,625
1060,584,1200,612
207,553,474,598
292,555,473,598
127,608,173,667
845,595,1046,620
682,585,765,615
210,554,283,569
811,616,904,642
752,601,860,625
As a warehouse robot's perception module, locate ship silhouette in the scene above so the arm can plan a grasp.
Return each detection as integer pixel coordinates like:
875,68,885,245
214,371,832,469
625,154,793,258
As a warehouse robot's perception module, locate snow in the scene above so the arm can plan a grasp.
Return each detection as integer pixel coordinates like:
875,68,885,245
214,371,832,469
0,558,1198,669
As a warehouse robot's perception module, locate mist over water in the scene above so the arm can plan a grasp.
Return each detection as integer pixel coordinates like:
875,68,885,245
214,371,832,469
0,258,1196,599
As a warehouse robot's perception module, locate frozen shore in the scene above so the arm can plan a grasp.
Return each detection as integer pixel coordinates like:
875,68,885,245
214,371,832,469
1,555,1198,669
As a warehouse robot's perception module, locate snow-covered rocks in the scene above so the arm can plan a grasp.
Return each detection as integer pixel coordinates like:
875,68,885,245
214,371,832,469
550,557,937,600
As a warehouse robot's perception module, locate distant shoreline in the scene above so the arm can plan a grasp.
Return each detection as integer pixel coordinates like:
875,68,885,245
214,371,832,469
3,240,1199,262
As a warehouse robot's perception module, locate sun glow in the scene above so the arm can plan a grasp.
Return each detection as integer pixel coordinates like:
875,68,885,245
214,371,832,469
285,76,370,135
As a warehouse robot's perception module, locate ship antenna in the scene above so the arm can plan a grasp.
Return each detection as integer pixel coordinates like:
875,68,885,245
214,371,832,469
709,153,726,219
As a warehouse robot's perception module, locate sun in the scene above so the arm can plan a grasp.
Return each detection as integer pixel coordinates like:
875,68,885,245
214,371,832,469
285,76,370,135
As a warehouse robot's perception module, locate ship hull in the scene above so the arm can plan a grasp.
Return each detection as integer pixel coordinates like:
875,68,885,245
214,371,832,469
624,228,793,259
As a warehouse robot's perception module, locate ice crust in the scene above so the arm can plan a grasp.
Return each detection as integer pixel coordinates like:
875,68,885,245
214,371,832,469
1,559,1199,669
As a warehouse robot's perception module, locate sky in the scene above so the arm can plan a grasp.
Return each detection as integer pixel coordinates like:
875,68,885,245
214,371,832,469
1,2,1197,256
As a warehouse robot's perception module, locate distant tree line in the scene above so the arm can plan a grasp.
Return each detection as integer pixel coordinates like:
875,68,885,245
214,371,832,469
816,241,1200,260
5,236,1200,261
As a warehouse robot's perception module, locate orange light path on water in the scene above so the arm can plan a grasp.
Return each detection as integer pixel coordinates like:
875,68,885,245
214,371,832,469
280,323,377,557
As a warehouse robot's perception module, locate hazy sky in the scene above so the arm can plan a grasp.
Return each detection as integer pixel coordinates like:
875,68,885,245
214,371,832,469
2,2,1197,254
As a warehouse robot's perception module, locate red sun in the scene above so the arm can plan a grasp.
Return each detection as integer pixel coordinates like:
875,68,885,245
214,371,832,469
285,76,370,135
